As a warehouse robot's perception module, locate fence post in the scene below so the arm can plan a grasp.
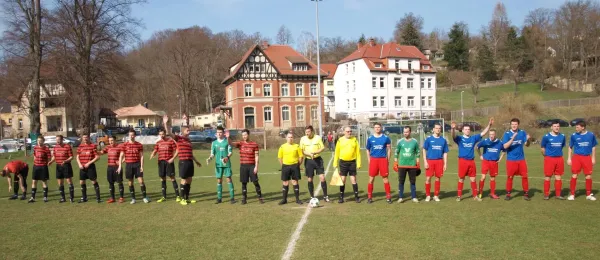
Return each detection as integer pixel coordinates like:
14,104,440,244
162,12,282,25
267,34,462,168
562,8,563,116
263,128,267,151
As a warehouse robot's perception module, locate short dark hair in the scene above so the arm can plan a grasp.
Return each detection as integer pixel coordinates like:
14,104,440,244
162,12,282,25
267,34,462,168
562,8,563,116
576,121,587,128
242,129,250,135
129,129,136,135
305,125,314,132
510,118,520,124
551,120,560,126
462,125,472,131
108,135,116,140
158,128,166,134
216,126,225,132
56,135,64,139
434,123,442,128
1,169,6,177
373,122,382,127
404,126,412,132
37,135,44,140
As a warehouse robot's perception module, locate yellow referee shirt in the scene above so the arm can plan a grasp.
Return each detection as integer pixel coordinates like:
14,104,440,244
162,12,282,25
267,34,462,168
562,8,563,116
299,135,324,159
278,143,303,165
333,136,361,168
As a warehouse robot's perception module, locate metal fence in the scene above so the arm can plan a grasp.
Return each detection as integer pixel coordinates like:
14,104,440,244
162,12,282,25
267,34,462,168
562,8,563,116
438,77,533,91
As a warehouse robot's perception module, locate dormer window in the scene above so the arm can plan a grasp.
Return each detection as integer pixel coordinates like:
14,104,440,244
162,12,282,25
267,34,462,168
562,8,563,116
292,63,309,71
374,63,382,68
423,65,429,70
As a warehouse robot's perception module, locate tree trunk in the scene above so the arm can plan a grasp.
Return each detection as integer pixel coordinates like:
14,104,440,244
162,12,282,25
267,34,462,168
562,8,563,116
204,80,213,112
28,0,43,134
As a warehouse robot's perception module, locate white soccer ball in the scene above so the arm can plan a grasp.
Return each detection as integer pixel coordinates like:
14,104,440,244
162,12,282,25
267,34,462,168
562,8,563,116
309,198,320,208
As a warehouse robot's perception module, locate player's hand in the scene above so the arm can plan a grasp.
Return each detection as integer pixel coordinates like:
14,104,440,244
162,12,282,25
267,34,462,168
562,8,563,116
424,162,429,169
78,163,84,169
8,185,12,193
393,161,399,172
526,134,531,140
253,167,258,174
512,132,518,139
443,164,447,171
489,117,494,125
140,167,144,173
225,130,230,139
567,158,572,166
167,158,174,164
195,161,202,167
163,114,169,125
480,155,483,160
592,157,596,166
117,167,121,173
223,157,229,164
451,122,456,129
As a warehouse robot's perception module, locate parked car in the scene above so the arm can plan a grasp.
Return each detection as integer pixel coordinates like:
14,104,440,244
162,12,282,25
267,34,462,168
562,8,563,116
570,118,585,127
0,139,24,151
532,119,547,128
65,137,81,147
424,121,451,133
383,126,404,135
544,119,569,127
188,131,204,143
457,122,482,132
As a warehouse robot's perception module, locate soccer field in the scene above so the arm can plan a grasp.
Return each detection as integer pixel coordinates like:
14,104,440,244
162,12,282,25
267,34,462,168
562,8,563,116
1,147,599,260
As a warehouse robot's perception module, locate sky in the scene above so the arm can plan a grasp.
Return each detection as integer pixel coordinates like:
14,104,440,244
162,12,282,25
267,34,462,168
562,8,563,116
131,0,568,44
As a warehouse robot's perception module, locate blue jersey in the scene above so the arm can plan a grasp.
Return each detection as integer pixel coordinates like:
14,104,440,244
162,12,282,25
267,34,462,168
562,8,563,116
423,135,449,160
502,129,528,161
366,134,391,158
569,131,598,156
453,134,482,160
477,138,504,161
541,132,566,157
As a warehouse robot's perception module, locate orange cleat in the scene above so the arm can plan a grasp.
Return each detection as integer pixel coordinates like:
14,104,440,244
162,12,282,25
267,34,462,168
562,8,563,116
118,197,125,203
107,198,116,204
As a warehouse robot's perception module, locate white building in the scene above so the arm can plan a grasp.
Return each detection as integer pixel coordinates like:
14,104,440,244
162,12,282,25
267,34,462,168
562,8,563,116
334,39,437,122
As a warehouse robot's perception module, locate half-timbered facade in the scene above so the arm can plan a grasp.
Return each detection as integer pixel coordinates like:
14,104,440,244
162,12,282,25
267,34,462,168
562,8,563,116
221,42,327,130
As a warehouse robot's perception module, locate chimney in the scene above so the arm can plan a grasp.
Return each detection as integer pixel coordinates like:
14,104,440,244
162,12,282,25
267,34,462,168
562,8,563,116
261,40,270,49
143,102,148,109
369,38,375,47
357,42,363,50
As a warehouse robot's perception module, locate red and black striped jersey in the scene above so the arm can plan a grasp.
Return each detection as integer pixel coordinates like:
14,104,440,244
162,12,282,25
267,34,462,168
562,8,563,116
154,139,177,161
3,160,27,174
33,145,51,166
102,144,123,166
236,141,259,165
122,141,143,163
175,135,193,161
53,144,73,164
77,143,98,165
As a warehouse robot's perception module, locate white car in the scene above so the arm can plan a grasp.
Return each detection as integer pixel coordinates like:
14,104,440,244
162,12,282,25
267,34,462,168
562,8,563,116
0,139,24,151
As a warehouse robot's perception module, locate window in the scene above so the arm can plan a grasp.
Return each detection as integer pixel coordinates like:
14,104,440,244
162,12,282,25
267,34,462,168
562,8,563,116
296,106,304,121
428,96,433,107
346,64,348,74
346,81,349,92
254,64,261,72
295,83,303,96
380,96,385,107
263,84,271,97
372,77,377,88
375,63,382,68
264,107,272,122
428,78,432,89
424,65,429,70
379,77,385,88
347,99,350,109
8,118,12,124
18,119,23,130
373,113,378,118
372,96,378,107
407,78,414,89
394,59,399,69
421,96,426,107
396,113,401,118
352,80,355,92
352,62,355,73
394,78,401,88
327,90,334,96
310,83,317,96
408,96,415,107
353,98,356,108
244,84,252,97
421,78,425,89
292,63,308,71
281,84,289,96
408,61,412,71
310,106,317,120
249,64,254,72
394,96,402,107
282,106,290,121
327,81,333,86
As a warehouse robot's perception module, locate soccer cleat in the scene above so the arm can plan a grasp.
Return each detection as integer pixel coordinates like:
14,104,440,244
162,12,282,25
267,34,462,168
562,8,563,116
296,199,303,205
59,198,66,203
478,193,482,199
523,194,531,201
97,199,102,203
130,199,136,204
425,196,431,202
386,199,393,204
70,198,74,203
355,197,361,203
258,197,265,204
367,198,373,204
230,199,236,204
78,198,88,203
397,198,404,203
20,195,26,200
157,197,166,203
555,196,565,200
107,198,116,204
433,196,440,202
504,195,511,201
278,199,287,205
456,196,461,202
323,196,330,203
543,196,550,200
180,200,188,205
43,197,48,203
567,195,575,201
490,194,500,200
215,198,222,204
176,196,182,202
187,200,197,204
412,198,419,203
338,198,344,204
241,199,247,205
9,194,18,200
586,195,597,201
473,196,482,202
143,197,151,203
28,198,35,203
118,197,125,203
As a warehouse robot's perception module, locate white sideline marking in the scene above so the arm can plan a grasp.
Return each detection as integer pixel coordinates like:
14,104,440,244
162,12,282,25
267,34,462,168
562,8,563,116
281,156,334,260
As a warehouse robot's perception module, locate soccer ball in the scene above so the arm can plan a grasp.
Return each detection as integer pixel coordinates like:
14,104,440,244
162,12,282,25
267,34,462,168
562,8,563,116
309,198,320,208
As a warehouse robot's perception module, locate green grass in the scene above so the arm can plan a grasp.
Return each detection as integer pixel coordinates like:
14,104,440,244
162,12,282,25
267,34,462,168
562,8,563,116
1,147,600,259
437,83,597,110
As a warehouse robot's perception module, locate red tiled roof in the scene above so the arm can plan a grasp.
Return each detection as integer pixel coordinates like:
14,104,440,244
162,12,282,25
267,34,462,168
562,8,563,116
320,64,337,79
114,104,159,118
338,42,432,66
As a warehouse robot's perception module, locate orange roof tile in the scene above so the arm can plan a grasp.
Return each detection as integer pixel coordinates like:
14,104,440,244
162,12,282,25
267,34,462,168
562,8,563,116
320,64,337,79
338,42,432,66
114,104,159,118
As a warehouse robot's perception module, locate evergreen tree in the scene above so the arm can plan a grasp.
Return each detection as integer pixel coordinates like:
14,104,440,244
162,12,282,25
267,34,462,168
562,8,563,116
476,41,499,82
443,22,470,71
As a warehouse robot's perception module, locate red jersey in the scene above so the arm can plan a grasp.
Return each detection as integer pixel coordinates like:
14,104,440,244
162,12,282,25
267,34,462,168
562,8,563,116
77,143,98,165
33,145,51,166
3,160,27,174
327,134,333,142
175,135,193,161
53,144,73,164
102,144,123,166
236,141,259,165
154,138,177,161
122,141,143,163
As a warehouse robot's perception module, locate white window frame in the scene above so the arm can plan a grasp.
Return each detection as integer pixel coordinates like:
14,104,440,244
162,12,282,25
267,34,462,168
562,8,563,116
347,99,350,110
408,61,412,71
394,78,401,89
428,78,432,89
420,78,425,89
296,106,304,121
394,96,402,108
372,77,377,88
309,83,317,96
407,96,415,107
379,77,385,88
372,96,378,108
310,106,318,120
380,96,385,108
353,98,356,108
421,96,426,107
263,106,272,122
345,64,348,74
352,62,355,73
282,106,290,121
295,83,304,96
346,81,349,93
428,96,433,107
263,83,271,97
244,84,253,97
407,78,414,89
394,59,399,69
352,80,356,92
281,83,289,96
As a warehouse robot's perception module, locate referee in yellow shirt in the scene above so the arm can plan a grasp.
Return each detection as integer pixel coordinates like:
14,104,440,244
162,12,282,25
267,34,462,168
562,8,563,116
278,132,304,205
333,126,362,203
300,126,330,202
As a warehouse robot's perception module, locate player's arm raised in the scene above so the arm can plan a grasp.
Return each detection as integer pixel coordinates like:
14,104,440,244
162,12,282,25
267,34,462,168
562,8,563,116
480,118,493,137
503,132,518,149
525,133,531,147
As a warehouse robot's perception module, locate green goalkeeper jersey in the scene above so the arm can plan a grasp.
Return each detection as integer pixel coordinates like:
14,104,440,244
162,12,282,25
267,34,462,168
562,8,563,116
395,138,420,167
211,139,232,168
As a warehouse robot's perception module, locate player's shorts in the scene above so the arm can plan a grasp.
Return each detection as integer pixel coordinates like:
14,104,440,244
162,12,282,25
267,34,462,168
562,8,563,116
281,164,301,181
215,167,233,178
18,164,29,179
32,165,49,181
107,166,123,183
338,159,357,177
56,163,73,179
571,154,593,175
544,156,564,176
179,160,194,178
79,164,98,180
481,160,499,177
368,157,389,177
506,160,528,177
240,164,258,183
125,162,143,179
458,158,476,178
425,159,444,178
304,157,325,178
158,160,176,178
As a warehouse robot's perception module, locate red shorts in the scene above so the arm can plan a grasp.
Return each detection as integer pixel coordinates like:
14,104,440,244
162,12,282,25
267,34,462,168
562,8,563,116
544,156,564,176
571,154,593,175
458,158,476,178
426,159,444,178
368,157,389,177
481,160,499,177
506,160,528,177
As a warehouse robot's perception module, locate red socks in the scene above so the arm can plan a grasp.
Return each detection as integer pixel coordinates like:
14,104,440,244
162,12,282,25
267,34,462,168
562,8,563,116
522,177,529,192
506,177,513,193
457,182,464,197
570,177,577,195
478,180,485,195
367,183,373,199
586,178,592,196
425,183,431,197
490,180,496,195
434,180,441,197
384,182,391,199
544,180,551,196
470,181,477,196
555,180,562,197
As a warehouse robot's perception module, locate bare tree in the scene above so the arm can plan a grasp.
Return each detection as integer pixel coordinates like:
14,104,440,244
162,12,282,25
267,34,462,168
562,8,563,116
488,2,510,58
297,31,316,61
524,8,554,91
276,25,293,45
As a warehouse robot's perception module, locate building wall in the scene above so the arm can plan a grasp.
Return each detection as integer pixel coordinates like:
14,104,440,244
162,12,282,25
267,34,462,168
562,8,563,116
193,113,219,127
323,78,335,119
119,116,162,128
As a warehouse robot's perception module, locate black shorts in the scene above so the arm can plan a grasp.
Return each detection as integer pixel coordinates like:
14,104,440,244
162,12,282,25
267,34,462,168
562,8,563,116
179,160,194,179
18,165,29,180
240,164,258,183
304,157,325,177
125,162,143,180
107,166,123,183
339,160,357,177
158,160,176,178
79,164,98,180
32,165,49,181
56,163,73,179
281,164,301,181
